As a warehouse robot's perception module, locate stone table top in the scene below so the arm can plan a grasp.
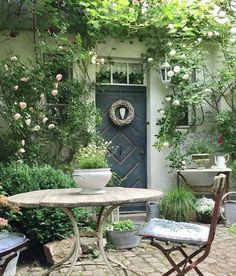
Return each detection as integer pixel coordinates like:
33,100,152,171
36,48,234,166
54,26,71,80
8,187,163,208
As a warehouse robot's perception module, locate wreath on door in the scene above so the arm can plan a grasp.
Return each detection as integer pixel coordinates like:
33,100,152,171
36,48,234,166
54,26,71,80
109,99,135,126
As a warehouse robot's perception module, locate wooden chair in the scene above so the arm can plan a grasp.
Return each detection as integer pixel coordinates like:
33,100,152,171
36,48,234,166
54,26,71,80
137,174,226,276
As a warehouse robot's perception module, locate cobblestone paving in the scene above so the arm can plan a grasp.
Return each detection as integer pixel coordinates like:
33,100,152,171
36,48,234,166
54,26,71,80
16,225,236,276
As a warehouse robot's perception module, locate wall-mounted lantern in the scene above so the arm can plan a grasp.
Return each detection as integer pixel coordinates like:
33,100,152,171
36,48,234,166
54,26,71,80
159,61,172,86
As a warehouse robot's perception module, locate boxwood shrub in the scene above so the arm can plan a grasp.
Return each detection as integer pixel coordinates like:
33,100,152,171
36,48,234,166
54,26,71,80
0,163,94,244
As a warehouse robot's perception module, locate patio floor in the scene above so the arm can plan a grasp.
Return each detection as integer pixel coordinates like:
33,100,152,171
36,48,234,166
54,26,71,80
16,224,236,276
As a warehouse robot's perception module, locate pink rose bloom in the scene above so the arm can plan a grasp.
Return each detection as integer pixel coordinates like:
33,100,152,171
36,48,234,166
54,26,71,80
0,217,8,228
19,102,27,109
56,74,62,81
51,89,58,96
14,113,21,120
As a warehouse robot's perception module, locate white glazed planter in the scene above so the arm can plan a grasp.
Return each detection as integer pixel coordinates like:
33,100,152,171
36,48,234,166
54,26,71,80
72,168,112,194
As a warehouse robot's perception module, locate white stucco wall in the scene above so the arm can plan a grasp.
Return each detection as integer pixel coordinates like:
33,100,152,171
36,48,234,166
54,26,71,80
1,33,218,193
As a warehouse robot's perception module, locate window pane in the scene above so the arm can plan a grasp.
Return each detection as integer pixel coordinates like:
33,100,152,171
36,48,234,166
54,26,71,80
113,63,127,84
129,63,144,84
96,64,111,83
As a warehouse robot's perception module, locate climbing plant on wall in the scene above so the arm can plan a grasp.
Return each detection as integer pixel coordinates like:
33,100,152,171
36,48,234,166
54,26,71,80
1,0,236,169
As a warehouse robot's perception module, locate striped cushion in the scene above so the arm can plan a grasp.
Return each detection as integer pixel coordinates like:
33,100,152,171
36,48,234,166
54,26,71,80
137,218,209,245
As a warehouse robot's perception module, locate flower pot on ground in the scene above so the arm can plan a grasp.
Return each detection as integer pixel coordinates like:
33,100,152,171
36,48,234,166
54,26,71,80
72,140,112,194
106,220,141,249
195,196,219,224
160,187,196,222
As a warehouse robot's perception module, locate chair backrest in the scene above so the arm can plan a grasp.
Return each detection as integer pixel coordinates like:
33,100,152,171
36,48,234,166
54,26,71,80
207,174,226,246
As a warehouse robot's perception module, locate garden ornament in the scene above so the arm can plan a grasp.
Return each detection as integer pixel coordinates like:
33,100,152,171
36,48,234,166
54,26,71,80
214,154,229,169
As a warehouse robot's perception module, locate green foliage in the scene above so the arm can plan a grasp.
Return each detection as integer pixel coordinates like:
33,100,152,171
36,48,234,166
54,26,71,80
215,111,236,157
0,163,95,244
187,141,214,155
107,219,135,232
0,53,100,168
74,140,110,169
228,224,236,235
160,187,196,222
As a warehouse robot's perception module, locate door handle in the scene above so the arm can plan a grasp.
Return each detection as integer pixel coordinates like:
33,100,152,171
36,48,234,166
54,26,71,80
139,147,145,155
119,145,123,156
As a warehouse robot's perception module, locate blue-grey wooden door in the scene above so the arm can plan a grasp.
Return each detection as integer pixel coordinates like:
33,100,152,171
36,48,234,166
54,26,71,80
96,85,147,211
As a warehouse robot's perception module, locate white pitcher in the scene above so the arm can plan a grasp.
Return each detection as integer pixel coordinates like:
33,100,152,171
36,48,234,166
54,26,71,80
214,154,230,169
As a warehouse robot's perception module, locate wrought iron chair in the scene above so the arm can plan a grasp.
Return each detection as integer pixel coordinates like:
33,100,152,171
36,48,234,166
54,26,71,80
137,174,226,276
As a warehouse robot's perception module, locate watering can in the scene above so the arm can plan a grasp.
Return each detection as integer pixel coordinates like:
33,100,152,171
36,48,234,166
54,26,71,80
214,154,229,169
221,192,236,226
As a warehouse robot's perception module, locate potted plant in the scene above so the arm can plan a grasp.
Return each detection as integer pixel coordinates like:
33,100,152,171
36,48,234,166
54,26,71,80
72,139,112,194
195,196,215,223
106,219,141,249
160,187,196,222
187,141,214,169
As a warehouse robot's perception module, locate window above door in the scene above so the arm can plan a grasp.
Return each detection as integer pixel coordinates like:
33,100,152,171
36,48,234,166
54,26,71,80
96,61,144,85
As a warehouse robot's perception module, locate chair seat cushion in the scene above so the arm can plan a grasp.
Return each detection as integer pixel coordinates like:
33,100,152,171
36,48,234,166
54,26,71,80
137,218,209,245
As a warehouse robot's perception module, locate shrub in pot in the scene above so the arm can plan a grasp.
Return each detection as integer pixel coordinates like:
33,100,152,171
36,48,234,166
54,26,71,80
160,187,196,222
195,196,215,223
106,219,141,249
0,163,95,244
72,139,112,194
187,141,214,169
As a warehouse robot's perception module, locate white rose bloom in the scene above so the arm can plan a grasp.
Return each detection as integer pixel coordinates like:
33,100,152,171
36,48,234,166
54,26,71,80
169,49,176,56
20,77,28,82
214,31,220,36
163,141,169,148
16,159,23,164
218,11,226,18
215,17,229,24
48,124,56,129
165,97,171,102
181,160,186,165
204,88,212,94
19,102,27,109
147,57,153,62
14,85,19,91
14,113,21,120
19,148,25,153
4,64,9,71
25,119,31,126
58,46,63,50
32,125,40,131
159,110,165,115
29,107,34,112
182,73,189,80
21,140,25,146
91,55,97,64
207,32,213,37
100,58,105,64
167,70,174,77
51,89,58,96
42,117,48,123
167,24,174,29
10,56,17,61
173,66,181,73
230,26,236,34
173,99,180,106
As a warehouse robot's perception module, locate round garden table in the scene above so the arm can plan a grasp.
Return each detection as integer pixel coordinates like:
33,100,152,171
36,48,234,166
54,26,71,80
8,187,162,276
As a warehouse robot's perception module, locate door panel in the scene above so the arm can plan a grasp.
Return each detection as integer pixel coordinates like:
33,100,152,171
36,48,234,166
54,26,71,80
96,85,147,211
